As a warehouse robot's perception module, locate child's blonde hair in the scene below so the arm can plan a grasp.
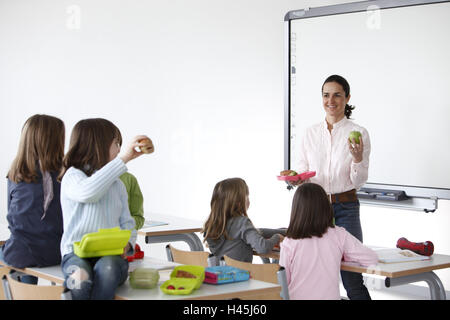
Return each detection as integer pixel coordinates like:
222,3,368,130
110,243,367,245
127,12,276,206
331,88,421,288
8,114,65,183
203,178,249,241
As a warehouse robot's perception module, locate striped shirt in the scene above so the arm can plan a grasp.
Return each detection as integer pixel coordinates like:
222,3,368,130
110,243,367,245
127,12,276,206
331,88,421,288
60,157,137,257
296,117,371,194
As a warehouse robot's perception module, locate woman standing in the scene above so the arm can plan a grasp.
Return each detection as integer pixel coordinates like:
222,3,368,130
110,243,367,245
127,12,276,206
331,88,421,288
286,74,371,300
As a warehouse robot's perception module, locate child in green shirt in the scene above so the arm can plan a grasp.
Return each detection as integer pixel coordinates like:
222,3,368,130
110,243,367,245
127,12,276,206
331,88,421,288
120,172,145,230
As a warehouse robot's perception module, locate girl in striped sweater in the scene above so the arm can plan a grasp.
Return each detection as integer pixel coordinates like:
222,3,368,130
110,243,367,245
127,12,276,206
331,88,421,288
59,118,153,300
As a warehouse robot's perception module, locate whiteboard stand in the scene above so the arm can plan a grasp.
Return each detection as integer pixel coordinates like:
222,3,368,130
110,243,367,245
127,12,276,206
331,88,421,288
359,196,438,213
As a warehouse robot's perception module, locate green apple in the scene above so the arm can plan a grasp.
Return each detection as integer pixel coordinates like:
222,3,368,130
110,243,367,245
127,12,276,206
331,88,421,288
288,171,298,176
348,131,362,144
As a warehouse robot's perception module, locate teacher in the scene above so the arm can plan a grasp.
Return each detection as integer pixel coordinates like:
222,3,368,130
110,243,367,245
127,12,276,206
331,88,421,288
287,74,371,300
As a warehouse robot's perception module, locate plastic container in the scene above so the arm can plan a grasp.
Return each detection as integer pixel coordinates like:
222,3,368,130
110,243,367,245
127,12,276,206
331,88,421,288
277,171,316,182
160,278,198,295
73,227,131,258
129,268,160,289
160,265,205,295
204,266,250,285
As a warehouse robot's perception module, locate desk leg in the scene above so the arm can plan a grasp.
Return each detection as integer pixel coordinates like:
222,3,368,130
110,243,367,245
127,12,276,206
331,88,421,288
385,271,447,300
145,233,204,251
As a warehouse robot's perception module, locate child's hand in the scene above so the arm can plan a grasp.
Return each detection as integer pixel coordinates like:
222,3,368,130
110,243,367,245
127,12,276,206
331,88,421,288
120,135,153,163
121,242,132,259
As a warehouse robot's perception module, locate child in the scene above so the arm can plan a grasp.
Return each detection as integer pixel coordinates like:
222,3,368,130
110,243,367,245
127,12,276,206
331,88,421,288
203,178,284,263
120,172,144,230
279,182,378,300
0,114,65,284
59,118,152,300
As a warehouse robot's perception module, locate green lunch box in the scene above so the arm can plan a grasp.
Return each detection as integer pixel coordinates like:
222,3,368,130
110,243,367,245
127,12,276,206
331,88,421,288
73,227,131,258
160,265,205,295
129,268,160,289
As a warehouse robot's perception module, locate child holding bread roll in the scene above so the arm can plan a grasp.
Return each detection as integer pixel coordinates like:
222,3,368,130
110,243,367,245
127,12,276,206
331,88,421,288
59,118,153,300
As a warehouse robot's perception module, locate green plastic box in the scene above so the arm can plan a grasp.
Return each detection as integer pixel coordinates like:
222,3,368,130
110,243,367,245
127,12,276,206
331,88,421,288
160,265,205,295
73,227,131,258
129,268,160,289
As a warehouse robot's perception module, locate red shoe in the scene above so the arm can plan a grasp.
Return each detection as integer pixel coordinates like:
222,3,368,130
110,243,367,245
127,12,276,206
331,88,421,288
396,237,434,256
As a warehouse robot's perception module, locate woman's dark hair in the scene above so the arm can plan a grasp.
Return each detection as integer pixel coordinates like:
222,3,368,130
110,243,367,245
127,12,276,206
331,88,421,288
286,183,334,239
322,74,355,119
60,118,122,179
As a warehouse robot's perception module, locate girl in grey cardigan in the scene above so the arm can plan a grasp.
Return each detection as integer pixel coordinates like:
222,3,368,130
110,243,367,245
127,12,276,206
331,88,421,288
203,178,285,263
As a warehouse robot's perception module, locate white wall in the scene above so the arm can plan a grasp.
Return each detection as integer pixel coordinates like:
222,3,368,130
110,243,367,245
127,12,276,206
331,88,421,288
1,0,448,296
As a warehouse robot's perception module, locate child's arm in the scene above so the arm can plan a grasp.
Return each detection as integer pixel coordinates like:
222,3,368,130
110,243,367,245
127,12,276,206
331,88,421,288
120,173,145,230
124,174,144,230
240,218,281,254
62,157,127,203
341,228,378,267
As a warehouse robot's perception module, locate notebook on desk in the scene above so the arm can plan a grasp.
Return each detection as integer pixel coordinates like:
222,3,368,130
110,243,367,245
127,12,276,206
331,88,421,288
375,248,431,263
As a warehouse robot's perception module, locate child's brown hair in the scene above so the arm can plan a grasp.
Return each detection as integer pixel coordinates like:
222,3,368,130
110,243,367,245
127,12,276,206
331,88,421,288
8,114,65,183
60,118,122,178
203,178,249,241
286,183,334,239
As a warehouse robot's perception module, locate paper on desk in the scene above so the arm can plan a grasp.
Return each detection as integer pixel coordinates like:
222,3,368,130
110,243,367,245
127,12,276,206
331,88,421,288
143,220,169,228
375,248,431,263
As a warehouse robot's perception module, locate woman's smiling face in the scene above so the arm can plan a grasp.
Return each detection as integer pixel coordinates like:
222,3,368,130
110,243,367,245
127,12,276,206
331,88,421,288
322,81,350,121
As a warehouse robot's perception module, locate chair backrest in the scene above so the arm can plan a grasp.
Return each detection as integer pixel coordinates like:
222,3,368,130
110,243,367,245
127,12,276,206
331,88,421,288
223,255,284,300
5,274,64,300
223,255,279,284
166,244,210,267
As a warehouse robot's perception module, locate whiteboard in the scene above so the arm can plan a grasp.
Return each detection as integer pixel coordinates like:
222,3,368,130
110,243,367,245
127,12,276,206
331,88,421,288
285,0,450,199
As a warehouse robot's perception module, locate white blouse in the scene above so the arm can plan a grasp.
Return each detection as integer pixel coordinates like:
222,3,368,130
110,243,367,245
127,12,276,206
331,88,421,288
296,117,371,195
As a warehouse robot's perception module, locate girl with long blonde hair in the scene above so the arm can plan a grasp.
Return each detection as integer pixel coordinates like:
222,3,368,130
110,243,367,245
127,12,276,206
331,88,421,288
203,178,284,263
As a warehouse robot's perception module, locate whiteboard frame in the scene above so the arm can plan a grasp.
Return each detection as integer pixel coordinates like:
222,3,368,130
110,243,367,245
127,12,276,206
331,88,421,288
283,0,450,210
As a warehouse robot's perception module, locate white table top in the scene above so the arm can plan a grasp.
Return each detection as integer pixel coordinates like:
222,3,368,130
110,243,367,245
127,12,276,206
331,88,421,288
257,246,450,278
0,257,180,284
341,253,450,278
1,213,204,241
115,270,280,300
138,213,203,237
1,256,279,300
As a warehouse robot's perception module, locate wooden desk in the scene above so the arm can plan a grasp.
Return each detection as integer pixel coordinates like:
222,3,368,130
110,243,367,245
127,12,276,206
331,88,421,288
0,257,280,300
138,213,204,251
255,249,450,300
